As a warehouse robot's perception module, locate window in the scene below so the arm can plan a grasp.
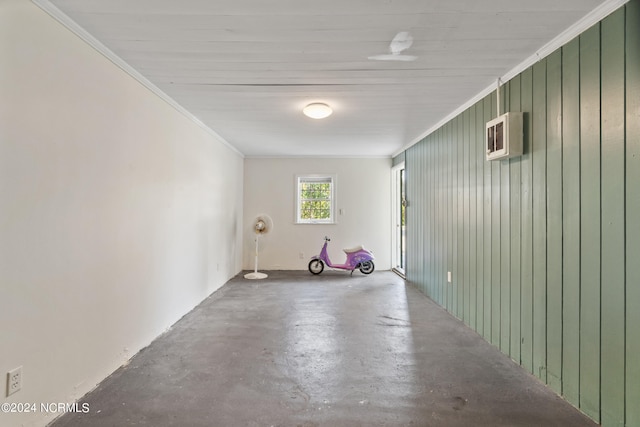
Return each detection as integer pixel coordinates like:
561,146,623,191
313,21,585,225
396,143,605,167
295,175,336,224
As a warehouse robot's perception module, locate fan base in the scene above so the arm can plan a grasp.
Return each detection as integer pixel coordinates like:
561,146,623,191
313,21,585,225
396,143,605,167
244,272,268,280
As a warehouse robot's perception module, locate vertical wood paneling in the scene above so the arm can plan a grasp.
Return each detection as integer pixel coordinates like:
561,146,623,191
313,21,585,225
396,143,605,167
405,144,414,283
579,23,601,422
450,122,456,310
420,137,425,294
413,139,418,287
427,134,432,295
415,141,422,290
520,67,534,374
434,130,441,304
600,9,626,427
469,104,477,331
546,49,563,394
463,108,471,324
447,121,454,312
458,113,466,319
451,121,457,309
500,160,511,354
405,147,411,280
455,115,465,319
423,138,428,295
483,94,493,340
448,124,452,307
440,132,445,299
626,1,640,425
430,134,442,301
509,76,522,363
491,97,501,347
409,144,417,289
422,136,428,294
441,128,448,305
410,143,417,289
532,59,548,382
402,6,636,424
439,127,445,306
420,137,424,294
476,101,485,335
432,132,438,298
408,144,415,285
500,93,511,354
432,132,437,298
561,37,580,407
435,132,441,299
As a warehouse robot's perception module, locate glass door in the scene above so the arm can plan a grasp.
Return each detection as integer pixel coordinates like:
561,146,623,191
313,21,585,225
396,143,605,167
392,163,406,276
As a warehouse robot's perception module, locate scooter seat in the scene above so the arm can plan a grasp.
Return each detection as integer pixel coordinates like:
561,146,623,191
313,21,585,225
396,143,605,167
343,245,364,253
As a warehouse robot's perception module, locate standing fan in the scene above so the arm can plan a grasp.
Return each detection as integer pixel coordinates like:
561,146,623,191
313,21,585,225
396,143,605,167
244,214,273,280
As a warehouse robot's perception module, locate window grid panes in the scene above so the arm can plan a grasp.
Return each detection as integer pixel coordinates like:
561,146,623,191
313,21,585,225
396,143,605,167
296,176,335,223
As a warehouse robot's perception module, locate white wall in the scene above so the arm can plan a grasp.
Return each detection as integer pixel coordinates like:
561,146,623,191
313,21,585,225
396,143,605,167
0,2,243,426
243,158,392,271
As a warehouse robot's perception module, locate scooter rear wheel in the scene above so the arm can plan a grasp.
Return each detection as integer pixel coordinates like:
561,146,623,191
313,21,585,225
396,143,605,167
308,259,324,275
359,260,375,274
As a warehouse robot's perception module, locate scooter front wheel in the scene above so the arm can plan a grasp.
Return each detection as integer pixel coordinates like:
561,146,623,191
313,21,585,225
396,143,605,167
308,259,324,275
359,260,375,274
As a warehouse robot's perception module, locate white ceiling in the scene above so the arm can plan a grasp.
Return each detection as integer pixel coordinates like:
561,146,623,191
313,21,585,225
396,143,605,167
43,0,609,157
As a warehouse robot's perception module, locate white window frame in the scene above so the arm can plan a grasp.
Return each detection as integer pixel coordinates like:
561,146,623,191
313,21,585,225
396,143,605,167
295,174,337,224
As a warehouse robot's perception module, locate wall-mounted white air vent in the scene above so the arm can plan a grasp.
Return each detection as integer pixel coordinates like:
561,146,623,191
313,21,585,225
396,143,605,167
486,112,523,161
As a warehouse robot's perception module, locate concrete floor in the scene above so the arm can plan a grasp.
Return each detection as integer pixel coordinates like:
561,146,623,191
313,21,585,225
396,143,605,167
50,271,596,427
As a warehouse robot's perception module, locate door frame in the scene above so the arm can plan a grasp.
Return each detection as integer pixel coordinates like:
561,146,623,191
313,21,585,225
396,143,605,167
391,162,406,277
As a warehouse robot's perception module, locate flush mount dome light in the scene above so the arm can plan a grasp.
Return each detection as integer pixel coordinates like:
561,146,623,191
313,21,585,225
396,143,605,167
303,103,333,119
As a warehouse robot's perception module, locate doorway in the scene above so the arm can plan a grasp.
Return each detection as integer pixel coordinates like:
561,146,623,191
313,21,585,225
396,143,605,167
392,163,406,276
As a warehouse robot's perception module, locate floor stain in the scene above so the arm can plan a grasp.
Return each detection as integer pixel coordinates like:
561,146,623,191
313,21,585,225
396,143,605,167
452,396,467,411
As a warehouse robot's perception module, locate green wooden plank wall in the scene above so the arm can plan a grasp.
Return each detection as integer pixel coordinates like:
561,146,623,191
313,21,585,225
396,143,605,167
578,22,601,421
403,2,639,425
626,3,640,426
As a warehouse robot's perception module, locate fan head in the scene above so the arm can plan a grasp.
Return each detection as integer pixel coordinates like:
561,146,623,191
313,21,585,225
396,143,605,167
253,214,273,235
368,31,417,62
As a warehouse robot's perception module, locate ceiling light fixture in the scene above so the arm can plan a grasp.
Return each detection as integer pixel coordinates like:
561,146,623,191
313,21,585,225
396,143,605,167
303,103,333,119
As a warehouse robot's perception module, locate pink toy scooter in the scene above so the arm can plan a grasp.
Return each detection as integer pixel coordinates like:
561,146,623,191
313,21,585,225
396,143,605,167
308,236,375,275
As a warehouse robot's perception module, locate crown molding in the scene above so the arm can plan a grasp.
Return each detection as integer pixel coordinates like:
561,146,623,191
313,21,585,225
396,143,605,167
31,0,244,158
393,0,630,157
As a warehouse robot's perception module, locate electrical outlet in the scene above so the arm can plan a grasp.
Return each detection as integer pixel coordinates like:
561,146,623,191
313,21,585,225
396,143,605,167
299,252,304,259
7,366,22,396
